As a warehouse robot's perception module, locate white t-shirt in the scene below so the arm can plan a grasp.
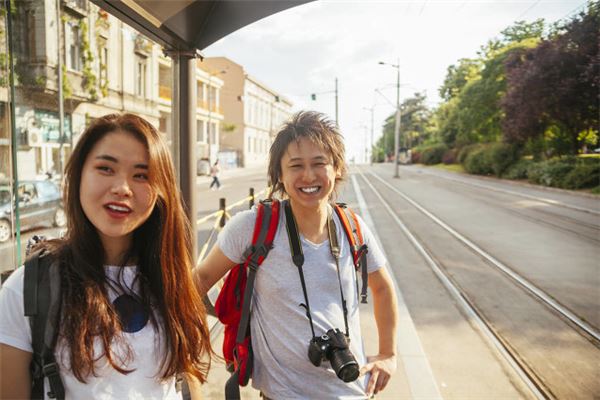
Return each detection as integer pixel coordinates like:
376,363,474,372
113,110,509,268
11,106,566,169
0,265,180,400
217,204,387,400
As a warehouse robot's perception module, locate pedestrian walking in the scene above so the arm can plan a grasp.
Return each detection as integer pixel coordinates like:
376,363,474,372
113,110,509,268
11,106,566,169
0,114,213,399
194,111,399,399
209,160,221,190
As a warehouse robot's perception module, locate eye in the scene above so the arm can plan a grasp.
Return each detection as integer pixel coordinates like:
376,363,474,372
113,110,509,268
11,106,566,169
96,165,113,174
289,164,302,169
134,173,149,181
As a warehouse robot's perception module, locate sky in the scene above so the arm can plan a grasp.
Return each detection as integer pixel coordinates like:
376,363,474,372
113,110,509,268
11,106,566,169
203,0,587,162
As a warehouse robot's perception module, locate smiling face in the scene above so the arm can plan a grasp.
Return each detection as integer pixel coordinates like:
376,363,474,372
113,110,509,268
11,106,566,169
79,130,156,257
280,137,339,212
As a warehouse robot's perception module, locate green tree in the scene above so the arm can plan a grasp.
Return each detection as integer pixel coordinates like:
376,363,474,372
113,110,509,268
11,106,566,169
378,92,432,155
434,19,545,148
502,2,599,155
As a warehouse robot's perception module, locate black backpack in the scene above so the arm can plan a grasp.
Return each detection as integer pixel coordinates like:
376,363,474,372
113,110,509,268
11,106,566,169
23,251,65,399
21,245,190,400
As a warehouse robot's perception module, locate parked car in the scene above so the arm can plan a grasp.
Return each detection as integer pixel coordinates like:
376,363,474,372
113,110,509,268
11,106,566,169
0,180,66,243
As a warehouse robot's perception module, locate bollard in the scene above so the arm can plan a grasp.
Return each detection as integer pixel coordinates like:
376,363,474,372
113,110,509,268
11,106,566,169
249,188,255,209
219,198,226,228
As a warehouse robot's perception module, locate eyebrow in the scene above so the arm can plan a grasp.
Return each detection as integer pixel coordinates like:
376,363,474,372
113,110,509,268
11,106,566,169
288,156,328,162
95,155,148,170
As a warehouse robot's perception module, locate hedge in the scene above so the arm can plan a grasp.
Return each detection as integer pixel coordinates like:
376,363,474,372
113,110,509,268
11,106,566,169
420,144,449,165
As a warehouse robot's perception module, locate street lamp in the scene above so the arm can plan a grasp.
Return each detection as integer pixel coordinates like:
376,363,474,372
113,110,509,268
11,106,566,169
378,59,400,178
362,106,374,165
207,69,226,164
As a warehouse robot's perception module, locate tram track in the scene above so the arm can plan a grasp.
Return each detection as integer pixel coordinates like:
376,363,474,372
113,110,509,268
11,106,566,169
355,167,600,399
408,166,600,216
400,169,600,245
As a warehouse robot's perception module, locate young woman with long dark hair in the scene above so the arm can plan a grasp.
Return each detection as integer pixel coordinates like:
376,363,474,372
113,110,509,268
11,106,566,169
0,114,212,399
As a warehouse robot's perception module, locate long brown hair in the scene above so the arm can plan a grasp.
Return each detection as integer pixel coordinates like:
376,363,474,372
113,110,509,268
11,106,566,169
268,111,347,199
39,114,212,382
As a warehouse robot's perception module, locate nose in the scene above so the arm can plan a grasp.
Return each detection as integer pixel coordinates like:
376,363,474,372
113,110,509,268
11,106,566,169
111,176,133,197
301,165,316,181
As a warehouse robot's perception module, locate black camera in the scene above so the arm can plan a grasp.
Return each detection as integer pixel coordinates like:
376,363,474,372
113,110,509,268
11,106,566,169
307,328,360,382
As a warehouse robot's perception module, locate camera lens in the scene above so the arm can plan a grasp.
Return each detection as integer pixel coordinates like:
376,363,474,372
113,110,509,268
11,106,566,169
332,356,360,382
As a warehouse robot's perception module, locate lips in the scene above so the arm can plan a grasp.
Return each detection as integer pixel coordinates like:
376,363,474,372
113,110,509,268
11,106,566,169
104,202,132,219
298,186,321,194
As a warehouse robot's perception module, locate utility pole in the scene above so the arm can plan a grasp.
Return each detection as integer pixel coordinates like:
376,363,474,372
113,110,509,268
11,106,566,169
379,59,401,178
335,77,339,126
363,106,375,165
394,59,400,178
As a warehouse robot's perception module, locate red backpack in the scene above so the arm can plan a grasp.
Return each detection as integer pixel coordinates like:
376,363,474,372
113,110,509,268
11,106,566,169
214,199,368,399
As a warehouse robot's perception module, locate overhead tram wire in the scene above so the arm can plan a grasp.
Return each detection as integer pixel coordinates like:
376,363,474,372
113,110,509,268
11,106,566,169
516,0,542,20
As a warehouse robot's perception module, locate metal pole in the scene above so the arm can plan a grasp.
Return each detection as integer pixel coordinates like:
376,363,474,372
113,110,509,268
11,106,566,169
219,198,226,228
167,49,199,264
335,77,339,126
56,0,65,179
5,0,22,265
393,60,400,178
370,107,374,165
249,188,255,209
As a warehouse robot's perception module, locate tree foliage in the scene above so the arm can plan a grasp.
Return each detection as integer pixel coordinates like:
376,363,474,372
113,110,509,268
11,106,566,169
376,92,432,157
501,2,600,155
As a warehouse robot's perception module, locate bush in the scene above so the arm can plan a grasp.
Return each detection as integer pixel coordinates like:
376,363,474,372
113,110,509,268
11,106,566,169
527,160,573,187
442,149,458,164
489,143,520,177
457,144,483,164
464,147,494,175
420,144,448,165
503,159,533,179
411,149,421,164
561,163,600,189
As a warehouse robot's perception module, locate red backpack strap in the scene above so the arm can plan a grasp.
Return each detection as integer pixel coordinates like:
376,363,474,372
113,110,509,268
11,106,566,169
225,199,280,399
334,203,369,304
236,199,280,345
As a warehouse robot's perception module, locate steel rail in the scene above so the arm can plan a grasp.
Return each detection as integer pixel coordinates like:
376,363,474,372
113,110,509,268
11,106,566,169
357,169,550,400
412,167,600,216
369,170,600,343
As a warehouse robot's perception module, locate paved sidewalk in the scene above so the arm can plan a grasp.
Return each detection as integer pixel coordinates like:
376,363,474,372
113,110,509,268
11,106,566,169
197,165,267,186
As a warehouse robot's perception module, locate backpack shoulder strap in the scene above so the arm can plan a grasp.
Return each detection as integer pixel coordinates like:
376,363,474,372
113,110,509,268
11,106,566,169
235,199,280,344
24,253,65,400
334,203,369,304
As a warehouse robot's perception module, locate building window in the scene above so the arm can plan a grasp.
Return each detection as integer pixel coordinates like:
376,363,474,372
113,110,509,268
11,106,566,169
26,10,36,60
197,120,205,143
66,22,82,71
99,46,108,91
135,55,147,97
211,123,217,144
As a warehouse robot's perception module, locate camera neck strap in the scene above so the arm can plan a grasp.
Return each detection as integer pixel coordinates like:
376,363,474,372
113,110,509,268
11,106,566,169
283,201,350,338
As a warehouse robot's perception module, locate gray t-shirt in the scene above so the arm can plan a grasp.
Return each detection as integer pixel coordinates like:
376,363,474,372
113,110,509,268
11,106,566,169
218,204,387,399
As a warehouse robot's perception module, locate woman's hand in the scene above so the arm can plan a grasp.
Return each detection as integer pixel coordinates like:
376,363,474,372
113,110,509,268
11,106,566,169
360,353,397,397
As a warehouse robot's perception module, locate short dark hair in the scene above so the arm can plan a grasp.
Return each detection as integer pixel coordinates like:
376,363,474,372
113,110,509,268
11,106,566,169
268,111,347,199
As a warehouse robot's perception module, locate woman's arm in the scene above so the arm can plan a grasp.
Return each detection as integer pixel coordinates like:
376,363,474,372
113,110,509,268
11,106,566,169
360,267,399,397
0,344,32,399
193,245,237,297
